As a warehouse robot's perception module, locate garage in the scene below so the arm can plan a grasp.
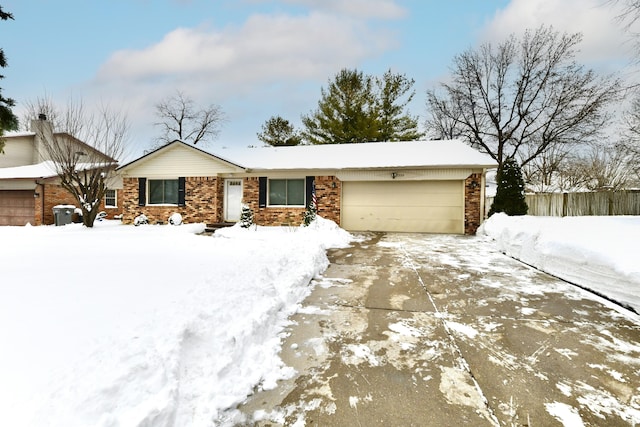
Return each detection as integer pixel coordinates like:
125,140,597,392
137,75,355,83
0,190,35,226
341,180,464,233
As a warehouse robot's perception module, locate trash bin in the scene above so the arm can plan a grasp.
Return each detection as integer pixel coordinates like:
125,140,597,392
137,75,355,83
53,205,75,226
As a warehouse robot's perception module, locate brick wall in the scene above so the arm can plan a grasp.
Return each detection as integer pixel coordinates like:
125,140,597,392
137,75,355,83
315,176,341,225
39,184,125,225
244,176,342,226
121,177,223,224
464,173,482,235
41,183,79,225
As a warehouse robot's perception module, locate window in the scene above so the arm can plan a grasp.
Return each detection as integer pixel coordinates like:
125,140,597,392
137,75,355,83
104,189,117,207
268,179,305,206
149,179,179,204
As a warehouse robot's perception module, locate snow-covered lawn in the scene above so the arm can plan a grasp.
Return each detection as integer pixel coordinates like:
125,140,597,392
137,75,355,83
0,219,351,426
479,213,640,314
1,214,638,426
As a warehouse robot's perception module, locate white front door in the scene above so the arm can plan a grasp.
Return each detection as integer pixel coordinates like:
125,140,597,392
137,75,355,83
224,179,243,222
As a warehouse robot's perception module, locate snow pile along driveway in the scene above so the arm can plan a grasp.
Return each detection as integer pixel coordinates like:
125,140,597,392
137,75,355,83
479,213,640,313
0,218,352,426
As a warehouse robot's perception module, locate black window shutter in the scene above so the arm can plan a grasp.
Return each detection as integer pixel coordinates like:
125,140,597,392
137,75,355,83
178,177,186,206
258,177,267,208
305,176,315,207
138,178,146,206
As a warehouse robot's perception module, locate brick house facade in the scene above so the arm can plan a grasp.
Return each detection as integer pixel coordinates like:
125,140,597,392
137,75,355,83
117,140,496,234
122,176,223,225
34,181,123,225
121,175,343,227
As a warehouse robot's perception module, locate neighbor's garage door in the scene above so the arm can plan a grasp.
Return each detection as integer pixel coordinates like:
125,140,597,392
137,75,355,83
341,180,464,233
0,190,35,226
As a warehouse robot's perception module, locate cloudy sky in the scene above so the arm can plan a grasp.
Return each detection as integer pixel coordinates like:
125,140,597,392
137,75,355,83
2,0,637,160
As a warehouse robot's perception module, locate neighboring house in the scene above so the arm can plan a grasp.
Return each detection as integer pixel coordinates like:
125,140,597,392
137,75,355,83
118,139,497,234
0,117,123,226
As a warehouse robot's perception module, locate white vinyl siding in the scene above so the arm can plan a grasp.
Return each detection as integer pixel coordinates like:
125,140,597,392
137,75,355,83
341,180,464,234
123,144,242,178
0,137,35,168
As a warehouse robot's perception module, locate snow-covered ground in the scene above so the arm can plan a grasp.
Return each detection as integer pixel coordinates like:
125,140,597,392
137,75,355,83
479,213,640,314
1,214,637,426
0,218,352,426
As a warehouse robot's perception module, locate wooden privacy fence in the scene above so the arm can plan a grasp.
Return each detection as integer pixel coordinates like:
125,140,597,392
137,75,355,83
486,190,640,217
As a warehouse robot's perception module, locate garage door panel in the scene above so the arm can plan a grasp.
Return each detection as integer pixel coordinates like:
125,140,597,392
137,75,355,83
0,190,35,226
342,180,464,234
345,205,462,219
346,191,461,207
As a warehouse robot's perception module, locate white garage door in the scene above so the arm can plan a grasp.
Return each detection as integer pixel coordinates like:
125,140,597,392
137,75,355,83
341,180,464,233
0,190,35,226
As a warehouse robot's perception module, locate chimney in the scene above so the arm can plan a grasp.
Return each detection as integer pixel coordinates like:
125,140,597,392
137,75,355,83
31,114,55,164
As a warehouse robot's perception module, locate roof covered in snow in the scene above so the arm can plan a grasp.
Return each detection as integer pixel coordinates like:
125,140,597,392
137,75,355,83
0,161,58,179
220,139,497,171
3,130,36,138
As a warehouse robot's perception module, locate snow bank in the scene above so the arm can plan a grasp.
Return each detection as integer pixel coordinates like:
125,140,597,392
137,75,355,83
0,218,353,426
479,214,640,313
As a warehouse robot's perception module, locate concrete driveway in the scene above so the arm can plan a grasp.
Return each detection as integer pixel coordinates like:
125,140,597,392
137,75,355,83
234,232,640,426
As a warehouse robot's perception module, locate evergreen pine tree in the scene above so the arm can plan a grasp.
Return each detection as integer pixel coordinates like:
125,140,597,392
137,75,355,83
301,68,379,144
257,115,302,146
488,157,528,216
0,6,18,153
375,69,423,141
239,203,254,228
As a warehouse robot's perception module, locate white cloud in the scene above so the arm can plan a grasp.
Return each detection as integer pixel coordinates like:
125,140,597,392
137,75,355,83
97,11,395,87
272,0,407,19
481,0,634,68
91,8,402,155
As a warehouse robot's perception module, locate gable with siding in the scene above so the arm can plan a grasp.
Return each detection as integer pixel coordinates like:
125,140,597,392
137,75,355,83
119,142,245,178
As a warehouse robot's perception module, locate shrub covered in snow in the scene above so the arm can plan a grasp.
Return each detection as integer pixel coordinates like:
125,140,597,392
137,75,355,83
134,214,149,226
169,212,183,226
302,201,317,226
239,204,254,228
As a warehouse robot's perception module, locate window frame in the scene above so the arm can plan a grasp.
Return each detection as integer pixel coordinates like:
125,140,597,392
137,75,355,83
104,189,117,208
267,178,306,207
148,179,180,205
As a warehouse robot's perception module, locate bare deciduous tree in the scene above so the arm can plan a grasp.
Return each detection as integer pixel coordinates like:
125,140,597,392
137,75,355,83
31,98,128,227
424,95,465,140
521,143,573,192
608,0,640,60
21,93,62,131
152,90,225,150
578,143,634,190
620,94,640,182
425,26,621,170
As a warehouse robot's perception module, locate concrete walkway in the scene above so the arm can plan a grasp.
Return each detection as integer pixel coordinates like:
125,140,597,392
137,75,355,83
235,232,640,426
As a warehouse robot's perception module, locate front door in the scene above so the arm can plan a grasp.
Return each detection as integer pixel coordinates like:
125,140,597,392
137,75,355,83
224,179,243,222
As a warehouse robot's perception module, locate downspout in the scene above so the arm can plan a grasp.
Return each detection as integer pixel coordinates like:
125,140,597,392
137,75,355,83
480,170,486,221
35,180,45,225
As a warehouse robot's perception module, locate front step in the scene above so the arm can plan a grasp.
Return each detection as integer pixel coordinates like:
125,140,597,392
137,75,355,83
205,222,235,233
